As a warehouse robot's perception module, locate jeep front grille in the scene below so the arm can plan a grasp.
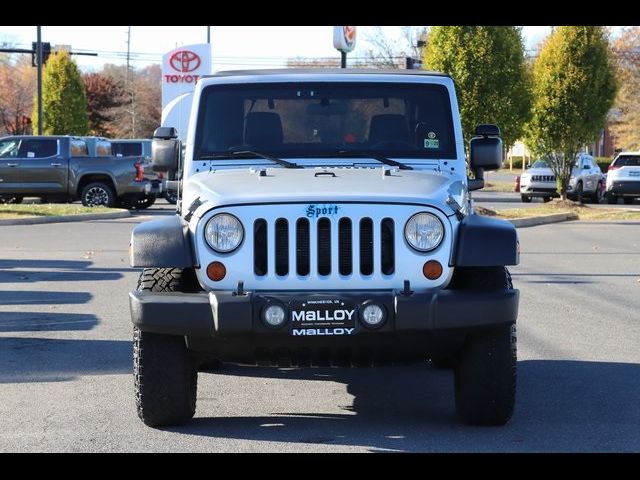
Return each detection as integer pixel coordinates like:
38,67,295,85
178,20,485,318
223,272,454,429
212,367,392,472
532,175,555,182
254,216,395,277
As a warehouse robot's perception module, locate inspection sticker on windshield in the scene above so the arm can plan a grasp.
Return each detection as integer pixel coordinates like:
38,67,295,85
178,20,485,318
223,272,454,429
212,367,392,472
306,204,340,218
424,132,439,149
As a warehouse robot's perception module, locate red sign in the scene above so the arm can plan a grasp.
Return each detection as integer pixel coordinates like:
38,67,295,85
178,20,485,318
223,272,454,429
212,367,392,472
169,50,201,73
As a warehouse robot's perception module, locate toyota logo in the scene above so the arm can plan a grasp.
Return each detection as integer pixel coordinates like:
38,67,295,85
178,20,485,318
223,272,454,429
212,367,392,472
169,50,201,73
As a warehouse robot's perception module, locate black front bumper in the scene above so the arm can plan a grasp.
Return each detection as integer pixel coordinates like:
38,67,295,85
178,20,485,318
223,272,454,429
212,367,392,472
129,289,519,338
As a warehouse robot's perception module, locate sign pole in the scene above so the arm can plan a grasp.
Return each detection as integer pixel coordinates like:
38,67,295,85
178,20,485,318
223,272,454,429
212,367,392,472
36,26,43,135
333,26,356,69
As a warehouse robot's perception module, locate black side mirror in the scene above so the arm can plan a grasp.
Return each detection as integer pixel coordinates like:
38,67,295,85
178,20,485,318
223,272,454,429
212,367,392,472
468,124,503,191
151,127,180,173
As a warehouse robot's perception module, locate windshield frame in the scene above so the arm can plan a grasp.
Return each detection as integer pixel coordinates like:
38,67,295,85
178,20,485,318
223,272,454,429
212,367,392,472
193,81,457,162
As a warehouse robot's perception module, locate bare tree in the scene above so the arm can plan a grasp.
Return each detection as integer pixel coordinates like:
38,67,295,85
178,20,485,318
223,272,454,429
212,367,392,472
362,26,428,68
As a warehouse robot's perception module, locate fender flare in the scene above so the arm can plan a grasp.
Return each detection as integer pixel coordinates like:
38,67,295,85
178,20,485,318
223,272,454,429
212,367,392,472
452,214,519,267
130,215,194,268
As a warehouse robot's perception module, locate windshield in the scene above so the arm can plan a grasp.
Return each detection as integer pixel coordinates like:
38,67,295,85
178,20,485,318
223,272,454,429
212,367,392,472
531,160,549,168
194,82,456,160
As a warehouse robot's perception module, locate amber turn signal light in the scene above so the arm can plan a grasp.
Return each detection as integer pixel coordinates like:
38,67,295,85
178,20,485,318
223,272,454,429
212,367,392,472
207,261,226,281
423,260,443,280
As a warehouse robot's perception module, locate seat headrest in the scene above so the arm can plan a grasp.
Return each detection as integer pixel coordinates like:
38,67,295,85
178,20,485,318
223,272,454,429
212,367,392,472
244,112,283,147
369,114,410,144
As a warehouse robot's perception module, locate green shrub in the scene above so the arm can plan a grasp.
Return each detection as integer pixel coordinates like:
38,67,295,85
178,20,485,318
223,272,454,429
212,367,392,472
595,156,612,172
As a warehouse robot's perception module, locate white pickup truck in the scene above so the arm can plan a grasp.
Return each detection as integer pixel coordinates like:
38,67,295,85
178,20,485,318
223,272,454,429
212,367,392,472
128,69,520,428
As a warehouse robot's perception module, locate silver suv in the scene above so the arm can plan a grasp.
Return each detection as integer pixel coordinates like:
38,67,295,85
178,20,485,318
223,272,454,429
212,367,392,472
520,154,605,203
605,152,640,204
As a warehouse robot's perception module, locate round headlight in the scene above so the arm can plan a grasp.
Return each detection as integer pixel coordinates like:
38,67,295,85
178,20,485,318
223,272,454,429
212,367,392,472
205,214,244,253
404,212,444,252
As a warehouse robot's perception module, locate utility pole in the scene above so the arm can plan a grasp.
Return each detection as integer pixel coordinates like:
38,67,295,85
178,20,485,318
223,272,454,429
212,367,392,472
126,26,136,138
207,26,211,44
36,26,43,135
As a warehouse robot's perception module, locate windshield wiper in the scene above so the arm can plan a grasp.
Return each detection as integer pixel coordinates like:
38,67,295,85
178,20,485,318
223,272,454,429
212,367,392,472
199,150,300,169
335,150,413,170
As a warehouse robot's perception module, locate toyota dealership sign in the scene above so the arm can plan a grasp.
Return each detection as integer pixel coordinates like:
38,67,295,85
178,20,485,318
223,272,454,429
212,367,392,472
161,43,212,140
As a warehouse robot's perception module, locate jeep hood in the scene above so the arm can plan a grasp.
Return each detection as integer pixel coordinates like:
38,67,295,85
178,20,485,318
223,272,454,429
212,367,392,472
183,167,465,218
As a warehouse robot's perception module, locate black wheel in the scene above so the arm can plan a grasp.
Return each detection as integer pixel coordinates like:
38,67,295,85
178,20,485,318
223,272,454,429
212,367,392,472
0,195,23,204
520,195,531,203
542,196,552,203
163,190,178,205
80,182,115,208
134,268,201,427
451,267,516,426
591,183,603,204
575,182,584,204
623,197,634,205
606,194,617,204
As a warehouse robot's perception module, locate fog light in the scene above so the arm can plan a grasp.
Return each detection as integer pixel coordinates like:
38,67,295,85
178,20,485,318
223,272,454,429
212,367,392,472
423,260,443,280
207,261,226,281
263,304,286,328
360,302,386,329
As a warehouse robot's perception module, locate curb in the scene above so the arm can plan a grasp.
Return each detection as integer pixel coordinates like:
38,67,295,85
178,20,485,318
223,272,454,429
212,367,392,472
509,212,578,228
0,209,131,226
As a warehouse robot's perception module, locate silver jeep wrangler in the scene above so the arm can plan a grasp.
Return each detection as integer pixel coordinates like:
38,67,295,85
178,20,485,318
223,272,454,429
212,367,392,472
129,69,520,427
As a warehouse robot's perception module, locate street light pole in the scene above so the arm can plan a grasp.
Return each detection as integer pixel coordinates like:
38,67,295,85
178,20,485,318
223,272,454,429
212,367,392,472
36,26,43,135
207,26,210,44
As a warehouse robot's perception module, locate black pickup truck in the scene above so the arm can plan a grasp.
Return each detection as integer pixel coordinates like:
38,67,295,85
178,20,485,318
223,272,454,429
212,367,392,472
0,135,160,207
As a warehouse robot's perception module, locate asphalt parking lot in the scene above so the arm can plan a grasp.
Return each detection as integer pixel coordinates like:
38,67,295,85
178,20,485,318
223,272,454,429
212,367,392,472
1,199,639,452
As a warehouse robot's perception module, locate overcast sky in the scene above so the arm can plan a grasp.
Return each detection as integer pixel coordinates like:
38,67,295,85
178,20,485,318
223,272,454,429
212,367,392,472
0,26,624,72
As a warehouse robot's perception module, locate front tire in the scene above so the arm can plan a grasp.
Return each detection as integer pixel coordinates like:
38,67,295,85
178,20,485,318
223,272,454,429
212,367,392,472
134,268,200,427
134,327,197,427
575,182,584,204
520,195,531,203
451,267,516,426
455,323,517,426
606,194,617,204
81,182,115,208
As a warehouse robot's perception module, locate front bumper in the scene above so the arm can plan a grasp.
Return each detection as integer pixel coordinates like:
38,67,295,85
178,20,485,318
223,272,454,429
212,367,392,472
129,288,519,338
520,183,558,197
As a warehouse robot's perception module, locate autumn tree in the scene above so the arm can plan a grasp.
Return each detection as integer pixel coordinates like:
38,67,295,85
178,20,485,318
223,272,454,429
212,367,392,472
83,72,121,137
423,26,531,149
0,55,36,135
103,63,160,138
610,27,640,151
33,50,89,135
525,26,617,199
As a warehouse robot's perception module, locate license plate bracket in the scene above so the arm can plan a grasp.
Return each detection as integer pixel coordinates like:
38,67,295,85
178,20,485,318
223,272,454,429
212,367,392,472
289,299,357,336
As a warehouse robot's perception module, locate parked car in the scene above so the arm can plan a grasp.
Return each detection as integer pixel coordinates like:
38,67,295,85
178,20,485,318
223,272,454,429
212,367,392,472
518,159,558,203
519,154,605,203
0,135,160,208
605,151,640,205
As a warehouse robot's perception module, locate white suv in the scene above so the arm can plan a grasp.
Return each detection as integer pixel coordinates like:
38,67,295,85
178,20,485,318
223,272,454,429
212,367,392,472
605,152,640,205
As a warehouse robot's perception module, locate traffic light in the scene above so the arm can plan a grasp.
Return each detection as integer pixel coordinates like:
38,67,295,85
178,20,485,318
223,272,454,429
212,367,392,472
31,42,51,67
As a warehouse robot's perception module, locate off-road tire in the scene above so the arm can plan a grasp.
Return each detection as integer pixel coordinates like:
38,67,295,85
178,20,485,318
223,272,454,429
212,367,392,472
80,182,115,208
163,190,178,205
133,327,197,427
134,267,201,427
451,267,516,426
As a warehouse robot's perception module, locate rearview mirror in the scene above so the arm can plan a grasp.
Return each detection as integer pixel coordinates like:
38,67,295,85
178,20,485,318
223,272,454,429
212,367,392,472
152,127,180,173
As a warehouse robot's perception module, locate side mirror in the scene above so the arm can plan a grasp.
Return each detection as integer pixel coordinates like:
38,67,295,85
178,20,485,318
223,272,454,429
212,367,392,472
151,127,180,173
468,124,503,191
